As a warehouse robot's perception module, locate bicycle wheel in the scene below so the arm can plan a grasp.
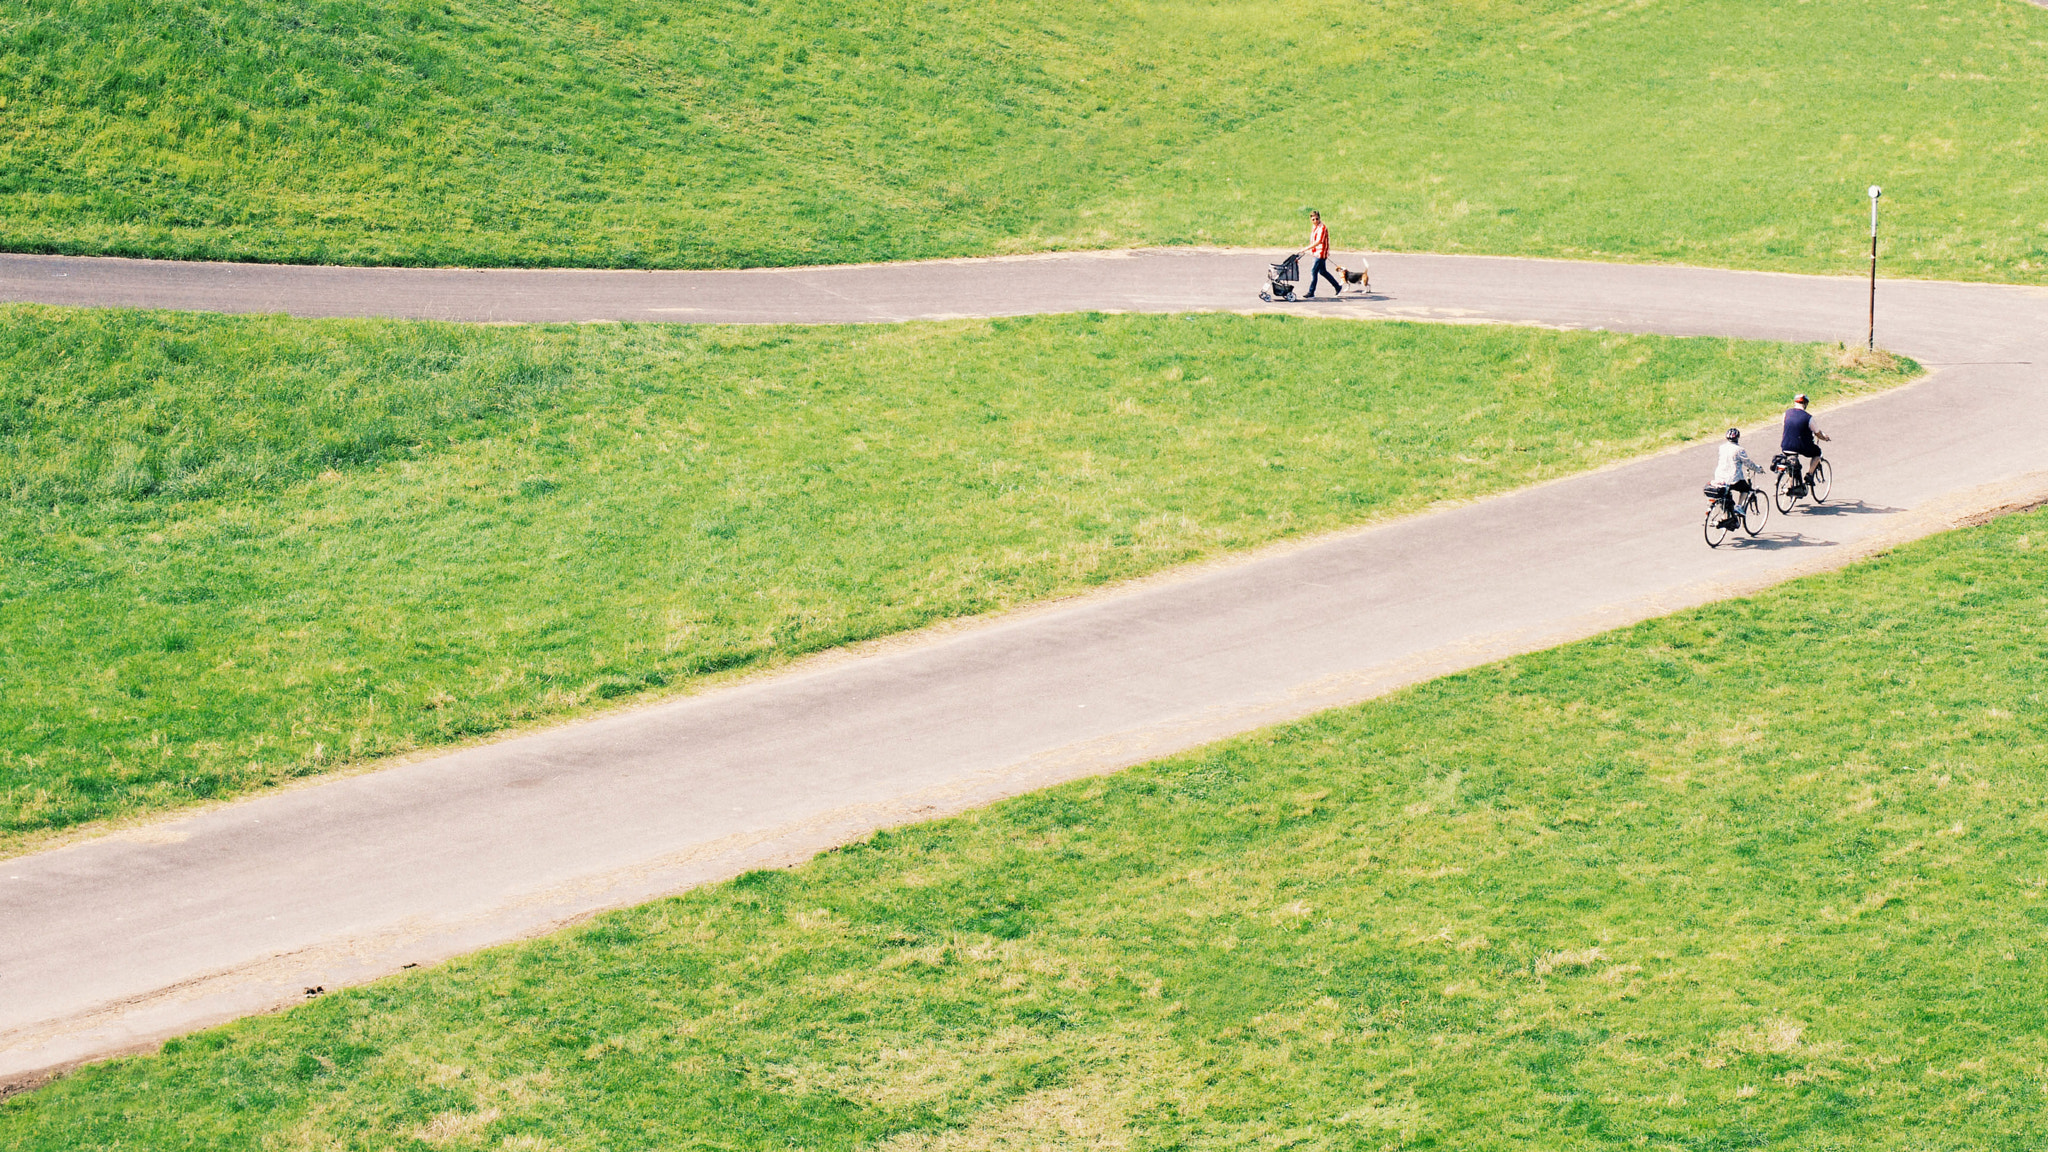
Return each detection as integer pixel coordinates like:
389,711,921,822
1808,458,1832,503
1774,469,1800,513
1741,488,1770,536
1703,502,1730,548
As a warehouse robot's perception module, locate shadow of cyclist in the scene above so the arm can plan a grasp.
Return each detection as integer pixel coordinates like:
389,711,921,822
1726,533,1841,550
1793,499,1904,517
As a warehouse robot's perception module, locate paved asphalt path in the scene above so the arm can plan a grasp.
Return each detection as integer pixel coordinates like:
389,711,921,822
2,250,2045,1091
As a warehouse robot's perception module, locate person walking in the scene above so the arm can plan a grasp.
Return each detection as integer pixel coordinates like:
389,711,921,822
1301,209,1341,298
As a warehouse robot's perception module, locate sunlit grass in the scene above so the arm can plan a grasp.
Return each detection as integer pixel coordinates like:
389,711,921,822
1,0,2044,280
6,499,2042,1150
0,305,1916,846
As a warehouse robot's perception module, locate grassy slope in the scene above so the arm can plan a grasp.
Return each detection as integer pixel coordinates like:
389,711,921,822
0,0,2043,279
7,501,2043,1151
0,306,1914,848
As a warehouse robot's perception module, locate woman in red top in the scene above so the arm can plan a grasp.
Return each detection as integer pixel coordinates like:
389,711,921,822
1301,209,1341,298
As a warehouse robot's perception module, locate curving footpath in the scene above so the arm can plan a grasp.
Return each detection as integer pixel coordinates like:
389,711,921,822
1,250,2045,1092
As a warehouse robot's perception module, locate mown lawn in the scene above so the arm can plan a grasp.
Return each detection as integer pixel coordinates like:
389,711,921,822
0,306,1914,848
1,0,2044,280
6,498,2042,1151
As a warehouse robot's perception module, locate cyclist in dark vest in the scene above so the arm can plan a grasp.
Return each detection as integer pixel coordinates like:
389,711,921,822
1780,394,1830,493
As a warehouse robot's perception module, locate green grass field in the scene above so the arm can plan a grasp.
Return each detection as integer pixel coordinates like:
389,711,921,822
7,497,2041,1150
2,0,2044,279
0,306,1914,850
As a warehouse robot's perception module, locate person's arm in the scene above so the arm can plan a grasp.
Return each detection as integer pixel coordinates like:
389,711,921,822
1815,425,1830,442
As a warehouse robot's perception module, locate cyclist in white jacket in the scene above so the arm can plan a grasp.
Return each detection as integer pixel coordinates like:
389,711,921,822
1712,427,1762,527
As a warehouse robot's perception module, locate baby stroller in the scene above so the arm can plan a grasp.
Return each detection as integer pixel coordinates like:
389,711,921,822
1260,253,1301,301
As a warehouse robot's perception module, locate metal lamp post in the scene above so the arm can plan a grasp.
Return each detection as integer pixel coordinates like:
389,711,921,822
1867,185,1882,352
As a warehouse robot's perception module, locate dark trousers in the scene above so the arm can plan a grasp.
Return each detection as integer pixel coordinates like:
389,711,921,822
1786,449,1821,478
1304,256,1341,297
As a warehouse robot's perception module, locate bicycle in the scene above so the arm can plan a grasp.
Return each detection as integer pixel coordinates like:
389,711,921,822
1771,452,1832,513
1703,480,1769,548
